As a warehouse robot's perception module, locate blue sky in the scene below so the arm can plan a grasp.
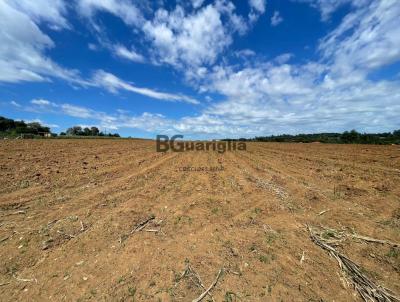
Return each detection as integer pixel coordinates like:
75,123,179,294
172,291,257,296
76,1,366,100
0,0,399,138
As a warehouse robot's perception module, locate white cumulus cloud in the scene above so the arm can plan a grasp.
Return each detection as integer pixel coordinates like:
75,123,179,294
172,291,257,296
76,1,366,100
0,1,86,84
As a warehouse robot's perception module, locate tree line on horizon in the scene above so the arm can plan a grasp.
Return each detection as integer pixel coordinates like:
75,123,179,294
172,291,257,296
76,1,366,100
226,129,400,145
1,115,399,143
0,116,119,138
61,126,120,137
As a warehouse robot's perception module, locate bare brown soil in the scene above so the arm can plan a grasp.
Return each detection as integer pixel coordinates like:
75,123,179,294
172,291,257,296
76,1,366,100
0,139,399,301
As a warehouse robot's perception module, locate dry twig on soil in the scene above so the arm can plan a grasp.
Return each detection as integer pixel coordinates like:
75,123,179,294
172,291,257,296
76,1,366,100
57,230,75,239
307,225,400,302
144,229,159,233
351,234,399,247
131,215,155,233
177,263,215,301
13,275,37,283
80,221,85,231
14,210,26,215
192,269,223,302
0,236,9,243
317,209,330,216
300,251,305,265
119,215,157,243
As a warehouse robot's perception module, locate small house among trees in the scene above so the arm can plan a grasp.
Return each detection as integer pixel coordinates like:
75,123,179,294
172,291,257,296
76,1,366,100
0,116,53,138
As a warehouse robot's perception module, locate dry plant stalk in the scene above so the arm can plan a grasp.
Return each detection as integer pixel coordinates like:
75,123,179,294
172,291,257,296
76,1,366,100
178,263,215,302
0,236,9,243
120,215,158,243
13,274,37,283
131,215,155,233
307,225,400,302
317,209,330,216
192,268,223,302
352,234,399,247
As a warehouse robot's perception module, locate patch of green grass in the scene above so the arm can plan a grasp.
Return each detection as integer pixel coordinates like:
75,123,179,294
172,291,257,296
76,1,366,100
174,216,182,225
259,255,268,263
128,286,136,298
321,230,336,239
224,291,238,302
117,276,125,284
387,247,399,258
173,271,182,283
211,207,219,214
174,215,193,225
19,180,30,188
254,208,262,214
265,233,278,245
6,265,18,275
167,287,176,298
259,253,276,264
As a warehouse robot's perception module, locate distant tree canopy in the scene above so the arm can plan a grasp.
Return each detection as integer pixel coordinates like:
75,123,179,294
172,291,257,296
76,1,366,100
0,116,121,138
66,126,83,136
0,116,51,136
224,129,400,145
63,125,119,137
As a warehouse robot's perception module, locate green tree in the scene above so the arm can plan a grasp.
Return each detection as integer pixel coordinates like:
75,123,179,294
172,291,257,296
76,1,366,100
0,116,16,131
90,126,100,136
83,127,91,136
341,130,360,143
66,126,83,136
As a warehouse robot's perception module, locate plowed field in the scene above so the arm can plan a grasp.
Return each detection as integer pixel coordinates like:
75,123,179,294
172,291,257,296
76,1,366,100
0,139,399,301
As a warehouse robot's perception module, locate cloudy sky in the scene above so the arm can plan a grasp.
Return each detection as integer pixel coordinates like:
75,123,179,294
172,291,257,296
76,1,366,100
0,0,399,138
